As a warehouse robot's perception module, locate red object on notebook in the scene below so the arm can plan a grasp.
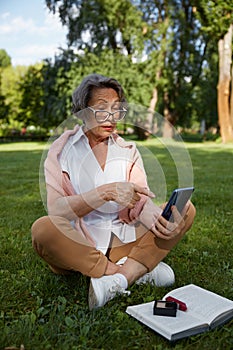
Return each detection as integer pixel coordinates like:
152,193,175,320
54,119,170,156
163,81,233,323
165,296,187,311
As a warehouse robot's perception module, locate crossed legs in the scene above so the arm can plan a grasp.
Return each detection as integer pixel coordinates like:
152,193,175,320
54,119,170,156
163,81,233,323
31,202,196,285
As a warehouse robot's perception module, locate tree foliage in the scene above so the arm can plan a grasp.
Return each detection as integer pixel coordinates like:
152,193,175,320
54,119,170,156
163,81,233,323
18,56,73,129
46,0,145,55
0,49,11,68
0,77,10,124
192,0,233,40
1,1,233,141
0,49,12,125
45,0,221,134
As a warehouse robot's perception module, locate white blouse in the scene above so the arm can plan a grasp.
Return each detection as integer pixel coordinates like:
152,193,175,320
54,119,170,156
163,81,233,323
59,126,136,254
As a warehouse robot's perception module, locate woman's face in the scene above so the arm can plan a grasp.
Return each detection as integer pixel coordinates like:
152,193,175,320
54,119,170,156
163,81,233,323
84,87,120,143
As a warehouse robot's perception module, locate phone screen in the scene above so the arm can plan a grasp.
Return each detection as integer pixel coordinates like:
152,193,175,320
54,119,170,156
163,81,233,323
162,187,194,221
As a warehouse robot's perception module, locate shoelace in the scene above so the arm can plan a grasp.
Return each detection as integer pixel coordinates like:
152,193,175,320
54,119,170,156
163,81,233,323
109,281,131,297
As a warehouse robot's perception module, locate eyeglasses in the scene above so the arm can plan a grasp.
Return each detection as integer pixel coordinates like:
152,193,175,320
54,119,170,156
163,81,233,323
87,106,127,123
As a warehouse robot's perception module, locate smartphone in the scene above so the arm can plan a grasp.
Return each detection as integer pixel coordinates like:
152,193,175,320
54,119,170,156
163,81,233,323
162,187,194,221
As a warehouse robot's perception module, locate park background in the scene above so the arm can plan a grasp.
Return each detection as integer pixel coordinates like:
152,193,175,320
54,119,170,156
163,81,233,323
0,1,233,349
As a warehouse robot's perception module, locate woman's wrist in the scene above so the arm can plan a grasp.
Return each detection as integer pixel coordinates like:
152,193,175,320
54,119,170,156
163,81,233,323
98,183,117,202
105,260,120,275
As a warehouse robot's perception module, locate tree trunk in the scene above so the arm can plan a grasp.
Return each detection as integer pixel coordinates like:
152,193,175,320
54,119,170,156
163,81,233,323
217,24,233,143
145,87,158,135
162,91,174,138
230,53,233,127
148,71,160,134
147,11,169,137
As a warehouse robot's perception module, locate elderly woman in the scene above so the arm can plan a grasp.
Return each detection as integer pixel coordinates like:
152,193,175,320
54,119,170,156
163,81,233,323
31,74,196,310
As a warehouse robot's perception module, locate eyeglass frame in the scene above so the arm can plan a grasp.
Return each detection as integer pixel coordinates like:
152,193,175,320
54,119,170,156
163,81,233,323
87,106,127,123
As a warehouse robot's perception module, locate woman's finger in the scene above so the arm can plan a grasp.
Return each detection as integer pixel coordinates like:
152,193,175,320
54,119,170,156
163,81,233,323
133,183,155,198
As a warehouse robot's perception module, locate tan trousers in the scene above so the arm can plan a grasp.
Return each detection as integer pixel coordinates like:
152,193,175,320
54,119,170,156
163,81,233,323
31,203,196,278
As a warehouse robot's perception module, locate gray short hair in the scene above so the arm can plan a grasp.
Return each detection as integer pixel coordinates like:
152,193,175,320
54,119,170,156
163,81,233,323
72,74,126,114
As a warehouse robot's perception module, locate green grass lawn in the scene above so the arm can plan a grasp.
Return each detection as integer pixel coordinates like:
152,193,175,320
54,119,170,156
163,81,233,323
0,140,233,350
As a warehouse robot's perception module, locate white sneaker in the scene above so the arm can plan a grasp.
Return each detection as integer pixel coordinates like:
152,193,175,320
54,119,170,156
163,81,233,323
89,275,130,310
136,262,175,287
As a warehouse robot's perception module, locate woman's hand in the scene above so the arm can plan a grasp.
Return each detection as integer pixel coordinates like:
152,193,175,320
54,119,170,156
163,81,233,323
103,182,155,209
51,182,154,220
151,205,186,240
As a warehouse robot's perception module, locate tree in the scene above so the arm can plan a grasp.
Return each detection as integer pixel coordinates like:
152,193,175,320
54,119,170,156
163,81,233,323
45,0,218,138
193,0,233,142
1,65,28,124
18,57,73,130
147,0,209,135
46,0,145,55
0,75,10,124
217,24,233,142
0,50,12,125
191,43,218,131
0,49,11,68
45,0,155,137
18,64,45,127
